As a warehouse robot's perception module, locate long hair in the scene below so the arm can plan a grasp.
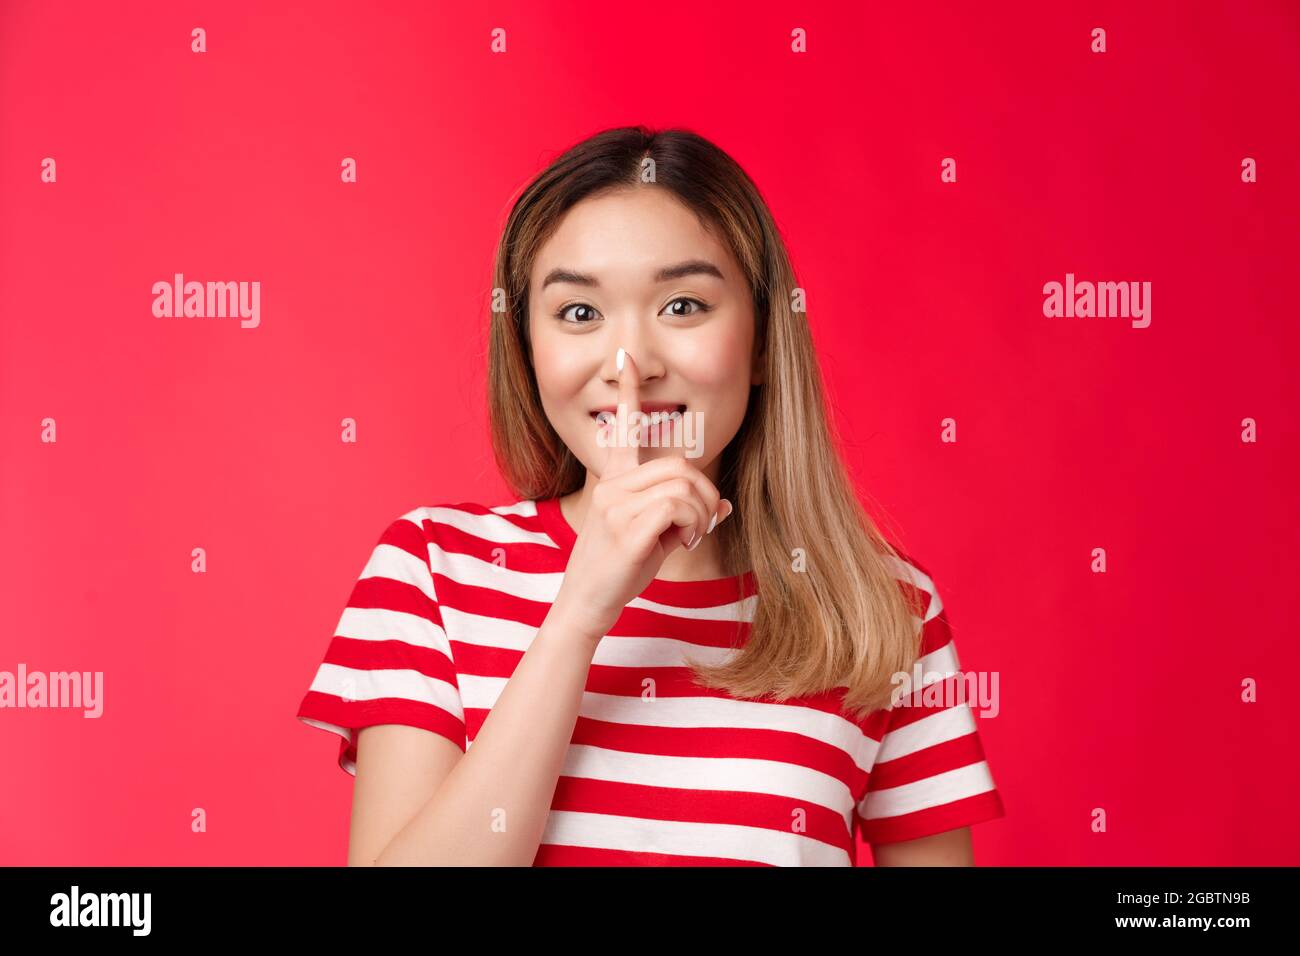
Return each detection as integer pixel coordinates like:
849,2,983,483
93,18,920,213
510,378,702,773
487,125,927,720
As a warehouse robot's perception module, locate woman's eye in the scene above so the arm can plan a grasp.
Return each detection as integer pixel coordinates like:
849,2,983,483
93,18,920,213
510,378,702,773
555,303,600,324
555,298,711,324
663,297,711,317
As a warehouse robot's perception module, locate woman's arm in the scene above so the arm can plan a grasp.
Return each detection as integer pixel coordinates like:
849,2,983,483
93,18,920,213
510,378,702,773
349,605,600,866
871,827,975,866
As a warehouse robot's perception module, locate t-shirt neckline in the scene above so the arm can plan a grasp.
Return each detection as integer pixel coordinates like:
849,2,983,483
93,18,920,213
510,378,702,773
535,496,757,607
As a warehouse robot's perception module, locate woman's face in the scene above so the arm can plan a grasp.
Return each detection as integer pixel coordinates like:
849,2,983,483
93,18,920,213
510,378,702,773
526,186,761,484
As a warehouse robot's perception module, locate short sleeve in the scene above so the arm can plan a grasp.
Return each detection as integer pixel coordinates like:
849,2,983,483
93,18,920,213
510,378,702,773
296,514,467,776
856,563,1006,846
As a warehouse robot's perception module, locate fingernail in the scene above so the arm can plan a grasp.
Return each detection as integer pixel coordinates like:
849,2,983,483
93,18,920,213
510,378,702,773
687,531,701,550
616,347,625,372
706,512,718,534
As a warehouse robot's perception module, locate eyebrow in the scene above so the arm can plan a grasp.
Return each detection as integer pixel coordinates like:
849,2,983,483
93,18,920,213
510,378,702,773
540,258,725,291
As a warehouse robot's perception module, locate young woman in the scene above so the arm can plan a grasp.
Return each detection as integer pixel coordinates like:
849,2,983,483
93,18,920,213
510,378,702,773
297,126,1005,866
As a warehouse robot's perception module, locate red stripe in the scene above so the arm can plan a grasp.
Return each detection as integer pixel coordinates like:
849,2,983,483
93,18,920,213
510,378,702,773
319,635,458,687
874,672,972,737
378,516,434,563
569,714,867,792
868,734,990,791
534,844,773,866
918,608,955,656
859,788,1006,846
435,572,752,645
548,775,855,852
433,574,553,628
297,691,466,755
347,575,443,628
431,519,569,575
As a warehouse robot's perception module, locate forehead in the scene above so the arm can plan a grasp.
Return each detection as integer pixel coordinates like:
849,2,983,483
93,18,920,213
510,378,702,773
529,188,737,286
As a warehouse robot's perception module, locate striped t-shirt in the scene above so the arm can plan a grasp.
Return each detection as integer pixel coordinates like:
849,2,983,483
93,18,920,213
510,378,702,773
296,497,1006,866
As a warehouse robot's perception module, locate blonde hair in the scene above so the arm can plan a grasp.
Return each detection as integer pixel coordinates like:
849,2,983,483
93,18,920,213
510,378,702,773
487,126,926,720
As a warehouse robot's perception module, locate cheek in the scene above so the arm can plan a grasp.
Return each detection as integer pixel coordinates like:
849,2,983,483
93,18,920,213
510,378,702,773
677,324,752,397
675,326,753,450
530,334,588,404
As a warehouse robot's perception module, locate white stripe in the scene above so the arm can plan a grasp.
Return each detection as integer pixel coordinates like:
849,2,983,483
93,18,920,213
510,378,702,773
627,592,758,622
884,553,943,623
399,504,554,548
558,743,854,827
457,680,880,774
307,661,464,722
334,605,452,659
436,547,564,602
357,542,436,602
489,500,540,518
432,547,757,622
440,607,749,665
919,639,961,676
858,761,996,820
592,634,739,668
438,605,544,652
541,810,851,866
873,699,979,764
889,641,963,702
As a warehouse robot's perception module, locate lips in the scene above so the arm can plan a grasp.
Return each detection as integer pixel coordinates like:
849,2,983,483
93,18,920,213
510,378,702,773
590,402,686,421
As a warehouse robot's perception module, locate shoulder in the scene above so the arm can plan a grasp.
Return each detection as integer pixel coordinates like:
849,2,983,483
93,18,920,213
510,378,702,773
879,542,943,620
879,544,960,668
379,498,537,551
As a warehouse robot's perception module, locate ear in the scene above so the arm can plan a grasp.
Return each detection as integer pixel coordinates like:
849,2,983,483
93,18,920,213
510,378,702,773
750,346,766,386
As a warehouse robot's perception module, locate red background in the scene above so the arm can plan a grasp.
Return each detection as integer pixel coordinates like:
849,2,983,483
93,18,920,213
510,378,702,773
1,0,1296,865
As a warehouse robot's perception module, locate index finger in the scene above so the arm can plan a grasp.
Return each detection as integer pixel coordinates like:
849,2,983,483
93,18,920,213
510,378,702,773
604,346,642,478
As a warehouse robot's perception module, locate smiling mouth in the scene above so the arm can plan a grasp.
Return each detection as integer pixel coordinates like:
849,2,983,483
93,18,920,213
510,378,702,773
590,403,687,422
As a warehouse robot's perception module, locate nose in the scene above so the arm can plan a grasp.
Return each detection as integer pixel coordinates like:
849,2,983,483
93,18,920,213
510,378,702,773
601,313,666,386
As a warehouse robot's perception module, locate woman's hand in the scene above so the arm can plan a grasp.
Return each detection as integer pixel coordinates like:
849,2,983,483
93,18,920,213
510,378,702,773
550,349,733,644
